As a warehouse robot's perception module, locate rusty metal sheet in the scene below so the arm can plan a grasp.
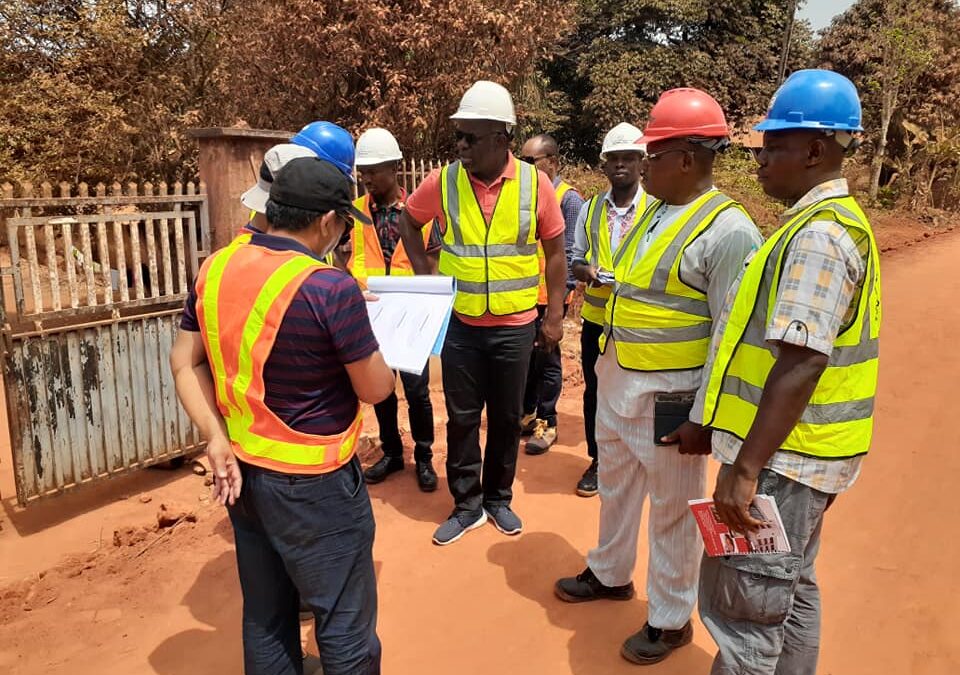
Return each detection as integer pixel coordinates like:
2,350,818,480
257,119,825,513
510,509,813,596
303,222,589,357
6,315,203,503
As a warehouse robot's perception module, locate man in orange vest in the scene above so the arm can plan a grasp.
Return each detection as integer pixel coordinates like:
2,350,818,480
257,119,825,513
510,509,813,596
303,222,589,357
518,134,584,454
171,157,395,675
346,127,441,491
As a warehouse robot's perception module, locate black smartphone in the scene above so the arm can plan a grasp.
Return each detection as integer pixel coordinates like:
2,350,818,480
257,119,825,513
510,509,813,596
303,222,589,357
653,392,696,446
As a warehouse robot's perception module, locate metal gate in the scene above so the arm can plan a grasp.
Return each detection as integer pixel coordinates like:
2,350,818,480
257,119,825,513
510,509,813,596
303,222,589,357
0,180,209,505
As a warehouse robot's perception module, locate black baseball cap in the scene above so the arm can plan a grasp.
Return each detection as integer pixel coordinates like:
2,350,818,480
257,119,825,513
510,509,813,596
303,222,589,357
268,157,371,225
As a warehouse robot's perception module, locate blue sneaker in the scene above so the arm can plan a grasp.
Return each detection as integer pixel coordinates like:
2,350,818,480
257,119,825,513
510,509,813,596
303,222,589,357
485,504,523,535
432,510,487,546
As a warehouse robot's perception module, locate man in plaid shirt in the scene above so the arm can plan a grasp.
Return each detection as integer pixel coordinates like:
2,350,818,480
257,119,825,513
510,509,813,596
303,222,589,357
694,70,882,674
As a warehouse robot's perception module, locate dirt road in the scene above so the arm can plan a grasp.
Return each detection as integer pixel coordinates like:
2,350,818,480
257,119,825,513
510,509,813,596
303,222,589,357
1,231,959,674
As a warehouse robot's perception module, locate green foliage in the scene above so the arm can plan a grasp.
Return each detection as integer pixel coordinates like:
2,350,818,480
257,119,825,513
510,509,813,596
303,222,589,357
818,0,960,208
542,0,814,161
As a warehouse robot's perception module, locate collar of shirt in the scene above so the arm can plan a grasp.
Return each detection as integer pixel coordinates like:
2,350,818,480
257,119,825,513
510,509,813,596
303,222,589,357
466,152,517,190
249,232,327,262
602,185,646,211
368,186,408,214
782,178,849,223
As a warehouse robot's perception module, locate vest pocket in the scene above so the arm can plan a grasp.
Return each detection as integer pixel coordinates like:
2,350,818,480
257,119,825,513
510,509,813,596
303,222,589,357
711,552,802,625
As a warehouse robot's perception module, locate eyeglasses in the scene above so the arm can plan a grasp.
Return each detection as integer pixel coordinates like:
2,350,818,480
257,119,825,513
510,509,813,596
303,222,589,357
644,148,692,161
335,212,353,245
520,154,554,164
454,129,505,146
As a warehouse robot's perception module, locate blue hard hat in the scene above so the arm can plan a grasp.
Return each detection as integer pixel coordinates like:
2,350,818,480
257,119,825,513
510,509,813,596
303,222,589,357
755,69,863,133
290,121,356,181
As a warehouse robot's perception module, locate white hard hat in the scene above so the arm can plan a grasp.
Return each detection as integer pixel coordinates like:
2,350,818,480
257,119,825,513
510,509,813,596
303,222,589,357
600,122,646,160
241,143,317,214
355,127,403,167
450,80,516,128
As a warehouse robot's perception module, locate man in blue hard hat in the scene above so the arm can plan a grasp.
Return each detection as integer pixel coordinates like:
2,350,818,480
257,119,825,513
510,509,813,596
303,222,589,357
694,69,882,675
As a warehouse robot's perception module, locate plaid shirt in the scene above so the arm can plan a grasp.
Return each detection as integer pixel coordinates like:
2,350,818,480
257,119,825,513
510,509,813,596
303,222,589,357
696,179,869,494
369,189,441,267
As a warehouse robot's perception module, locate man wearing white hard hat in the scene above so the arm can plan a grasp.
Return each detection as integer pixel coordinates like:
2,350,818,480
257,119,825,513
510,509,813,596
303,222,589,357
399,80,569,546
345,127,441,493
567,123,649,499
556,93,762,665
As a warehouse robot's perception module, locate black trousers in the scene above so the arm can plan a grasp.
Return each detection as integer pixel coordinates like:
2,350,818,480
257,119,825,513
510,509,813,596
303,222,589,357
441,315,535,514
522,304,566,427
373,365,434,462
580,319,603,461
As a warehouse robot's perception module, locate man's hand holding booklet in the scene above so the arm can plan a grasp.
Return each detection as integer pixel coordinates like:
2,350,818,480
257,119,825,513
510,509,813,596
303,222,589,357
689,496,790,556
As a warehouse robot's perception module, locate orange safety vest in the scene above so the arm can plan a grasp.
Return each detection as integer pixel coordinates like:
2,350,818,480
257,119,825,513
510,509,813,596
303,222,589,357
536,181,577,305
347,193,431,289
195,242,362,474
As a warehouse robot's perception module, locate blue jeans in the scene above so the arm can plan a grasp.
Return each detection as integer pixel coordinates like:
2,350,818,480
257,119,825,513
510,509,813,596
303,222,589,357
228,456,380,675
522,304,567,427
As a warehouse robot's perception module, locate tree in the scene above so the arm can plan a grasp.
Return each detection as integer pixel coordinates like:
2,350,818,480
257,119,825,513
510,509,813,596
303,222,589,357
0,0,225,182
540,0,814,161
209,0,574,157
818,0,960,206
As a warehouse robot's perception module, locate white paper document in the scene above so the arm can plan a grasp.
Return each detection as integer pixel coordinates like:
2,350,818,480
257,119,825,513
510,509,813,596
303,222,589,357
364,276,455,375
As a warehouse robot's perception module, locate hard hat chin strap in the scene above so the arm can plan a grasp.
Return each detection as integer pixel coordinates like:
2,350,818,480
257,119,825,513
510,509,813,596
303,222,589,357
826,130,861,155
688,137,731,153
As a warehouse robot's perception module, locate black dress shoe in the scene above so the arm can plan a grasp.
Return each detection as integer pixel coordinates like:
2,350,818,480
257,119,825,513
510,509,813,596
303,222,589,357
416,460,438,492
364,456,404,484
555,567,635,603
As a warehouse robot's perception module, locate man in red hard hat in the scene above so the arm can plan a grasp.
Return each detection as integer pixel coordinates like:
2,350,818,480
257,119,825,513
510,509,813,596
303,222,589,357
555,89,762,665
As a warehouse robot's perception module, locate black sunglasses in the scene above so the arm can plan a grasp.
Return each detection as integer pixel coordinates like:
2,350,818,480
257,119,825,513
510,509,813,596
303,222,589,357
454,129,505,146
520,154,555,164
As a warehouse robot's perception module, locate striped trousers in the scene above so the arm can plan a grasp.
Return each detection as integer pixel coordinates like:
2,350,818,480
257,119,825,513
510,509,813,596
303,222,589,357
586,376,707,631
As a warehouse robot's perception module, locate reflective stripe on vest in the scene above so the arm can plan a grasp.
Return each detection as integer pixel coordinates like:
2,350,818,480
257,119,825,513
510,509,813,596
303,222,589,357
537,181,576,304
347,194,429,289
195,242,362,474
599,190,740,371
580,190,650,325
438,158,540,316
701,196,882,459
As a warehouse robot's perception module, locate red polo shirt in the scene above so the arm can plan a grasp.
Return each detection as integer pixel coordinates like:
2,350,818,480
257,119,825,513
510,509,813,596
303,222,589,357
405,155,565,327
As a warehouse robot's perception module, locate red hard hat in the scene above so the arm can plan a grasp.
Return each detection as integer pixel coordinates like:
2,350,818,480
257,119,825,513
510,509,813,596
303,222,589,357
638,88,729,145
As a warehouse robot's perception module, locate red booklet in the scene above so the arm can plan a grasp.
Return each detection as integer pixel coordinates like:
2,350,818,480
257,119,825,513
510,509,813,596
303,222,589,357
688,496,790,556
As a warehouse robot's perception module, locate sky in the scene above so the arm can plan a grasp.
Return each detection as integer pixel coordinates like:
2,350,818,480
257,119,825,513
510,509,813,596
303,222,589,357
798,0,857,31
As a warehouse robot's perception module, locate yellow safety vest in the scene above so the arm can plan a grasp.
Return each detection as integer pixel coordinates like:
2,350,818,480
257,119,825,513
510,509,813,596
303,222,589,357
580,190,650,325
536,181,575,305
701,196,881,459
438,158,540,316
600,190,745,371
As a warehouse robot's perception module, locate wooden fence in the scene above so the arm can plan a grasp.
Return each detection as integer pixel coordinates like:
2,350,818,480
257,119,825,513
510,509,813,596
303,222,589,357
0,179,209,504
395,157,445,194
0,179,208,324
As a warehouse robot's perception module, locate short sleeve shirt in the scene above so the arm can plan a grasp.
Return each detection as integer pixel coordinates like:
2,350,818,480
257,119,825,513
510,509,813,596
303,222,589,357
181,233,379,436
404,155,566,327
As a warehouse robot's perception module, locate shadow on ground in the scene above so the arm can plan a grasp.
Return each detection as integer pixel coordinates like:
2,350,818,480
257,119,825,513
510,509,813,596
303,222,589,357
488,531,713,675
